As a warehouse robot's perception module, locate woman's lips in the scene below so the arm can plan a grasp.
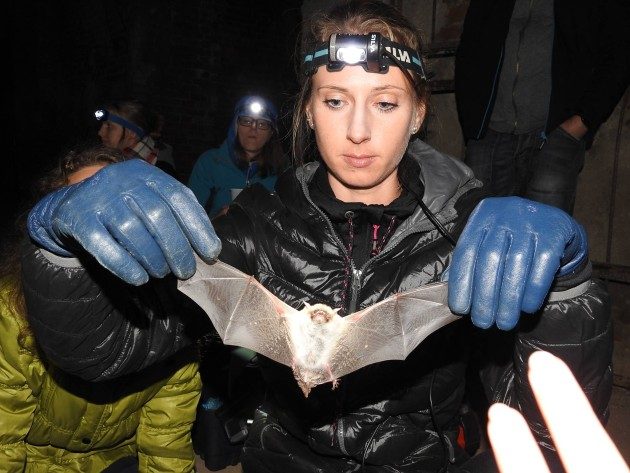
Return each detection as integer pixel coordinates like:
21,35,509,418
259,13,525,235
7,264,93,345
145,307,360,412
342,154,375,168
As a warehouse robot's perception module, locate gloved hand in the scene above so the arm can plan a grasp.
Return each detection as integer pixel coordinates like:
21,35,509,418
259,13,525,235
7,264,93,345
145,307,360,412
28,159,222,285
448,197,587,330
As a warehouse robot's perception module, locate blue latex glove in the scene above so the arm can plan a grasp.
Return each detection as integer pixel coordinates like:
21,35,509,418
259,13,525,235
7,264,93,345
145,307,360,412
28,159,222,285
448,197,587,330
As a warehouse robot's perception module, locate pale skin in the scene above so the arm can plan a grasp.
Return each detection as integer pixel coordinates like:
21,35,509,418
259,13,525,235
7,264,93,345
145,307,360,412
98,118,139,150
306,65,425,206
236,116,273,161
67,164,108,185
488,351,629,473
214,117,274,218
560,115,588,140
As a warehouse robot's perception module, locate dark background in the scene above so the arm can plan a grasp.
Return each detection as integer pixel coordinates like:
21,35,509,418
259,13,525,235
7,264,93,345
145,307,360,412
5,0,303,237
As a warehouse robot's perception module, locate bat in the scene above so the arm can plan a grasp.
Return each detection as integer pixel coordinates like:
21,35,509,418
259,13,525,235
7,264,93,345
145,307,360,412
178,258,459,397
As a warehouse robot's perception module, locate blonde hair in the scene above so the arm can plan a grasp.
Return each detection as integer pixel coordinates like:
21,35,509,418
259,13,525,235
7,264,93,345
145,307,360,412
291,0,429,163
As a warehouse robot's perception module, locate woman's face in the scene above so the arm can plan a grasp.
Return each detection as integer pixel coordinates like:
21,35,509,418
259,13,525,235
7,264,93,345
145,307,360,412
236,117,273,159
307,65,424,205
98,113,139,151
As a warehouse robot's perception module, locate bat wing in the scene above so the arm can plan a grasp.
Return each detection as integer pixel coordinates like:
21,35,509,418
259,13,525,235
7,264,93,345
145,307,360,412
177,257,296,367
328,282,458,379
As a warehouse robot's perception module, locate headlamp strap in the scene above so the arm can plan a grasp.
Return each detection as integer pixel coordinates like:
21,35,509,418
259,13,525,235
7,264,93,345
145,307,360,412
304,32,427,81
94,109,147,139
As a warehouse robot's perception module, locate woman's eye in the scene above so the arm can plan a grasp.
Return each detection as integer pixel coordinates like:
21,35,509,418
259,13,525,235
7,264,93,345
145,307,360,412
324,99,343,109
376,101,398,112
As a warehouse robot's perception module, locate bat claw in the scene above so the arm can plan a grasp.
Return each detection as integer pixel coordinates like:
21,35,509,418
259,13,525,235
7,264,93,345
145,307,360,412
331,379,340,390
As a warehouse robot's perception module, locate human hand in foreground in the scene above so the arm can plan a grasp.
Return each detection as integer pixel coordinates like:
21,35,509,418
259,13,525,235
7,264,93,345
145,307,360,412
448,197,587,330
28,159,221,285
488,351,629,473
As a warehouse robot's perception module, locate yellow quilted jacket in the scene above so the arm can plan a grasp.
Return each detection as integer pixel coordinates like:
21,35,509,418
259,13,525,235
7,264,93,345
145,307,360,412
0,278,201,472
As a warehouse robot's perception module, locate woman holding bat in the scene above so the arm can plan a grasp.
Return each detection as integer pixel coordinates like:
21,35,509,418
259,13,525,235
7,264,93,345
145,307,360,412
22,1,611,472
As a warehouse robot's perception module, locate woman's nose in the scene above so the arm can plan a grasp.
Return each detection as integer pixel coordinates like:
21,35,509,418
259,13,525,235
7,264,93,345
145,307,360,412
346,107,370,144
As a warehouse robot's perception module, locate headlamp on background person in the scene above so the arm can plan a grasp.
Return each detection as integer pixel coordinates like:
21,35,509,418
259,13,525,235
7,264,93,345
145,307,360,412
94,108,147,139
303,32,427,82
248,101,263,115
234,96,278,132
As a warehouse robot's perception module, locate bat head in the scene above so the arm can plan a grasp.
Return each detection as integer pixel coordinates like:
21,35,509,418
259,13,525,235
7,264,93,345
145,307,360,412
302,303,340,325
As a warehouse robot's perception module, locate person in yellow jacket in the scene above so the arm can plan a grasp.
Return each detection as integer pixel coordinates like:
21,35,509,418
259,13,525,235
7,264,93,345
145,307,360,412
0,145,201,472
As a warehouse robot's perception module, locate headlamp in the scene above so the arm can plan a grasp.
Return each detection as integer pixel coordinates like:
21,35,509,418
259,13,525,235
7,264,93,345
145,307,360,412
233,96,278,132
249,101,263,114
303,32,427,81
94,109,147,139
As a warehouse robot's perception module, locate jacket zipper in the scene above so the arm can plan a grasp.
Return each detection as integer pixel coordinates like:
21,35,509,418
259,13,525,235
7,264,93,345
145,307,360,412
511,0,535,134
539,0,556,149
299,173,460,455
348,268,363,314
245,161,259,187
347,212,458,315
476,46,504,139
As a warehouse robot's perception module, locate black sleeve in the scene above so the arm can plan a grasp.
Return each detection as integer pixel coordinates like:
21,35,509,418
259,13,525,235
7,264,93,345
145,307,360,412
21,241,209,381
479,277,613,451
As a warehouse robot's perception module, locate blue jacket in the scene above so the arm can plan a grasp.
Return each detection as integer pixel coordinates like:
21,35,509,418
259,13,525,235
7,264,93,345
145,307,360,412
187,140,277,219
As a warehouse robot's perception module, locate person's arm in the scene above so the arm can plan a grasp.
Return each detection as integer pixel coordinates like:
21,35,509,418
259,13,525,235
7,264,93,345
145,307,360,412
480,275,613,452
23,160,221,380
573,0,630,134
187,151,216,208
136,361,201,472
0,300,40,471
21,243,199,381
447,196,611,454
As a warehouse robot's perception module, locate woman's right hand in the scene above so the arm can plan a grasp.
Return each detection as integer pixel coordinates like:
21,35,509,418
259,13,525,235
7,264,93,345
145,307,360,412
27,159,221,285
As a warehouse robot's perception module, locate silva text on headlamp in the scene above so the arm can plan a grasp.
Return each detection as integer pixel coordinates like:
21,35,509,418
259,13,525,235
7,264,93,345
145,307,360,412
94,109,147,139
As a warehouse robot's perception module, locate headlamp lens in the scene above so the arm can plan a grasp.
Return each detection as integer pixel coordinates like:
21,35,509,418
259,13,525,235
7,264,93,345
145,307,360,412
249,102,263,114
94,109,107,121
337,46,366,65
304,32,427,82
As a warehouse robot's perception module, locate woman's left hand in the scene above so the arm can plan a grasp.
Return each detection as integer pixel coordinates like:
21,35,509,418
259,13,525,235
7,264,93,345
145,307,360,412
447,197,587,330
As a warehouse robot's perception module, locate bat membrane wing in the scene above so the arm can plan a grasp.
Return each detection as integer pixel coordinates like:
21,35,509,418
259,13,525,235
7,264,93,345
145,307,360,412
329,282,459,379
178,257,296,367
180,260,459,391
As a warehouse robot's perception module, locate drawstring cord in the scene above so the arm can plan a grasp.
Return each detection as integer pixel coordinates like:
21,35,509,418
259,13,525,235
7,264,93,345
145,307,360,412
371,216,397,256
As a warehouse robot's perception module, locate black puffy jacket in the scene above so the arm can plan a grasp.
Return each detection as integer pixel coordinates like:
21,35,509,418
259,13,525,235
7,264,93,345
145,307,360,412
21,141,612,472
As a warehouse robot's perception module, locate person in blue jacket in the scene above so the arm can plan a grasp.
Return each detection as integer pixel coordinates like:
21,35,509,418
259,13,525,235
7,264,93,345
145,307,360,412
188,95,286,219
